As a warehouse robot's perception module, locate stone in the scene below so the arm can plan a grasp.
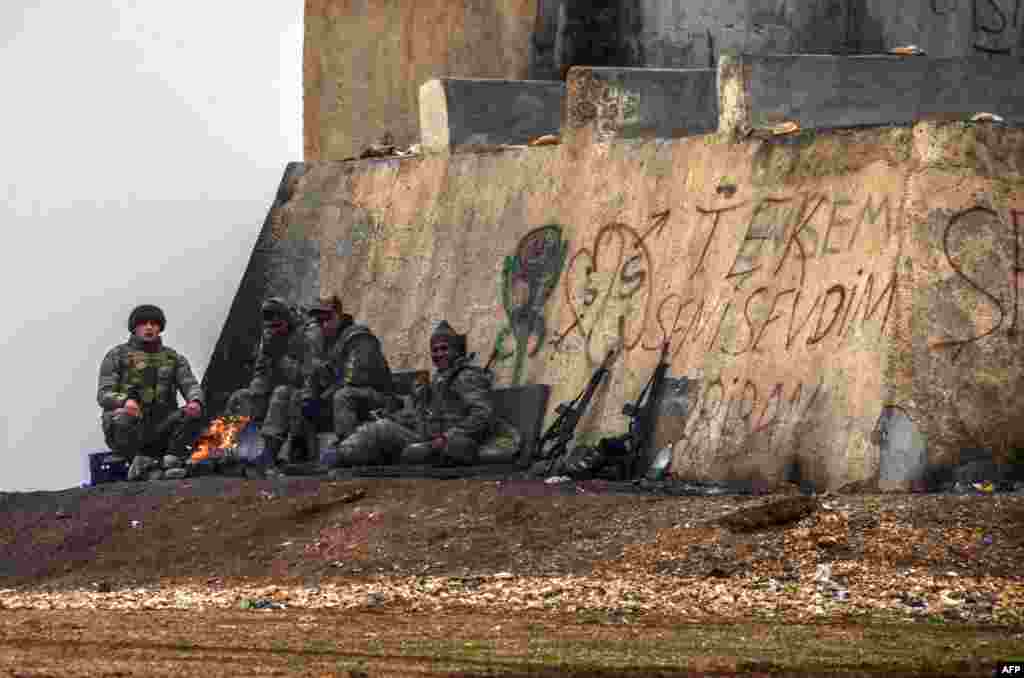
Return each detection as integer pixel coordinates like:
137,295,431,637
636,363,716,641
488,384,551,465
420,78,565,153
163,468,187,480
718,496,818,532
952,459,1006,484
146,469,164,482
564,67,718,142
163,455,183,469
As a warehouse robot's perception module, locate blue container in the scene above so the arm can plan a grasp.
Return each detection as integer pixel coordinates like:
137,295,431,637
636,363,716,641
88,451,129,485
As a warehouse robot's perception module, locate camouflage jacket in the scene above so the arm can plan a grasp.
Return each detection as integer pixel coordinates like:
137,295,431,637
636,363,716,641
97,336,204,420
303,319,393,398
250,322,305,394
414,354,495,441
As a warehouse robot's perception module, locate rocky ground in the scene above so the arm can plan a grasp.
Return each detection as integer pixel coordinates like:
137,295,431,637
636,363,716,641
2,476,1023,676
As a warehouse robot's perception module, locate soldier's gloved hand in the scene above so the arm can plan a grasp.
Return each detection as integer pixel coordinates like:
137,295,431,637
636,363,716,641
183,400,202,418
117,399,141,418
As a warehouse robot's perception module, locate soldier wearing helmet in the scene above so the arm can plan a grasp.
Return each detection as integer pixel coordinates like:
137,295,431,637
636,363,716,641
96,304,205,478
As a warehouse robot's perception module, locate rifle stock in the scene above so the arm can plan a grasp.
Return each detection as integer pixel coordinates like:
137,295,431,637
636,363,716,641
536,346,619,465
618,341,671,479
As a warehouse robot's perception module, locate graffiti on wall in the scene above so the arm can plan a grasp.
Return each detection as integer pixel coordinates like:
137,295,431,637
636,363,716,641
930,207,1024,362
551,194,898,367
673,374,829,476
969,0,1023,53
929,0,1024,53
493,225,569,384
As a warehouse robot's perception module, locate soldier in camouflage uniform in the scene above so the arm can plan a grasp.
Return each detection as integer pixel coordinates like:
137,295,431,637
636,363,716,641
330,320,513,467
224,297,306,466
299,295,395,465
97,304,205,477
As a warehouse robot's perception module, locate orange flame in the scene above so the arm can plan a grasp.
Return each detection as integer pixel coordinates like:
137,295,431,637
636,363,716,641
190,415,251,463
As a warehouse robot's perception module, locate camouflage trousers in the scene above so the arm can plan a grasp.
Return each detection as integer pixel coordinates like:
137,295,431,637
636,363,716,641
226,385,302,440
328,419,479,467
102,408,204,459
330,386,395,440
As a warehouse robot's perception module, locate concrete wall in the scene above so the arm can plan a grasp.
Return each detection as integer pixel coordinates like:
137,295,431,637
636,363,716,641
304,0,539,161
214,122,1024,490
305,1,1024,159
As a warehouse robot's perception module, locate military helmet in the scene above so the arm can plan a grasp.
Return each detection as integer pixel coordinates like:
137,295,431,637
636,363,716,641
128,304,166,332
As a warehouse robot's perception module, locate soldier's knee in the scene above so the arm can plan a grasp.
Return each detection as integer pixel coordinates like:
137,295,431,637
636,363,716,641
271,384,293,401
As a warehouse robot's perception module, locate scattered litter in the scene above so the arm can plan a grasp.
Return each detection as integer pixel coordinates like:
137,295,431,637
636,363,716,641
239,598,285,610
889,45,926,55
528,134,560,147
769,121,800,136
970,112,1004,124
972,482,994,493
130,520,141,529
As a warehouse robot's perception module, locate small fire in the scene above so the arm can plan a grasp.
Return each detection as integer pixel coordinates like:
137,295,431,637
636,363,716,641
190,415,251,463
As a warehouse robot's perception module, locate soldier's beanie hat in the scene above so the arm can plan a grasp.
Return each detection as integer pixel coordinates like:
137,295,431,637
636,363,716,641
129,304,166,332
431,320,467,353
431,320,458,342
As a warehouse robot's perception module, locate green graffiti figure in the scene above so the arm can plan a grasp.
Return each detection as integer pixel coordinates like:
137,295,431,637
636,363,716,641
495,225,568,384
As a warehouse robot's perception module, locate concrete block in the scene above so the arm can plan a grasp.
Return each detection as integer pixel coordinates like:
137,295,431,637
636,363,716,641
920,57,1024,125
877,406,927,484
745,55,929,129
564,67,718,142
419,78,564,153
489,383,551,465
739,54,1024,132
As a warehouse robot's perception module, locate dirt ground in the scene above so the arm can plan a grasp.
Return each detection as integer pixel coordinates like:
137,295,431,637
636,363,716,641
2,476,1023,676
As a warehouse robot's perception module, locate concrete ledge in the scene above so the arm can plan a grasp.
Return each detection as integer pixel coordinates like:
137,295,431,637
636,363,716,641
419,78,564,153
564,67,718,142
729,54,1024,133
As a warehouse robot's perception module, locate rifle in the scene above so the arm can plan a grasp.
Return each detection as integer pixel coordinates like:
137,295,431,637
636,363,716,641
534,346,619,471
601,340,671,480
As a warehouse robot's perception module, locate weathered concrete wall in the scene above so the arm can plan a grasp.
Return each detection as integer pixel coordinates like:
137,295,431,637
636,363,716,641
304,0,538,161
305,1,1024,159
234,121,1024,490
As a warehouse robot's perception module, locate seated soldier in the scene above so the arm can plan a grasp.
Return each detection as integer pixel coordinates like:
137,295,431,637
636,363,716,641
224,297,306,468
329,320,518,468
96,304,205,479
299,294,395,466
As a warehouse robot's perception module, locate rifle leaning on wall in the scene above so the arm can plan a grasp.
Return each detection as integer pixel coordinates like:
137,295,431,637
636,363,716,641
598,340,672,481
533,346,619,475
